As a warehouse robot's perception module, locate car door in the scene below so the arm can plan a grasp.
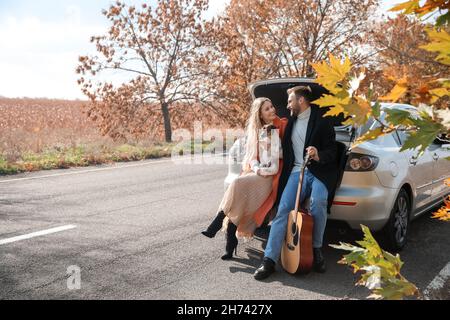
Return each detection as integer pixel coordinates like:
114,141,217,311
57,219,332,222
429,141,450,200
397,130,434,211
408,148,434,211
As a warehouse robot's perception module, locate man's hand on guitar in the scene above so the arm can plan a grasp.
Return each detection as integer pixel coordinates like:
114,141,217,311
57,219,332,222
306,146,320,162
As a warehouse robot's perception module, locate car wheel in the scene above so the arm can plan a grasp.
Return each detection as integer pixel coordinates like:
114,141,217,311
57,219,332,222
382,188,410,252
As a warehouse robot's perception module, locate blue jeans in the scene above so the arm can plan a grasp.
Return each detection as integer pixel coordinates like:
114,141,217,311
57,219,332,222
264,169,328,263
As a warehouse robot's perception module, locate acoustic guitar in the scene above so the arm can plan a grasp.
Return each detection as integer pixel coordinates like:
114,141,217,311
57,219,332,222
281,153,314,274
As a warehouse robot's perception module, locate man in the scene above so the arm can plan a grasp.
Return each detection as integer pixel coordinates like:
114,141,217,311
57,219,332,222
254,85,338,280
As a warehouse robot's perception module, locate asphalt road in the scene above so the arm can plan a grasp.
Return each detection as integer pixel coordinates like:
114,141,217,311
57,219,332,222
0,155,449,300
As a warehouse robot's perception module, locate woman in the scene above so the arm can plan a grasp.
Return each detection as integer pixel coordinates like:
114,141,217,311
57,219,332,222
201,97,288,260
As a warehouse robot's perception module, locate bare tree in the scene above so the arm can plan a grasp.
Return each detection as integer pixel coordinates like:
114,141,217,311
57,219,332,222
77,0,209,142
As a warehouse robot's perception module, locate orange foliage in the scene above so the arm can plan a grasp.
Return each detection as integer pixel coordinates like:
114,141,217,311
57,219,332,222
364,15,450,108
77,0,219,142
201,0,379,126
432,195,450,221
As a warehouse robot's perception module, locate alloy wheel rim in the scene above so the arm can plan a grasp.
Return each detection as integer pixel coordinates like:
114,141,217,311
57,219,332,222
394,195,408,245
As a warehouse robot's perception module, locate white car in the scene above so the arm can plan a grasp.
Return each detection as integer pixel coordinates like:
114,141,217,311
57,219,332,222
225,78,450,251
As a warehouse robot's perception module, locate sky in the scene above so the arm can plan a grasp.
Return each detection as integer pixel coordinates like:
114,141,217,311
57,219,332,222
0,0,399,100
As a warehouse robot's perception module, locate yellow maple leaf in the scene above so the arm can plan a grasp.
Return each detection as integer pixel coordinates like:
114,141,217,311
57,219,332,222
343,97,372,126
420,28,450,65
380,77,408,102
432,207,450,221
314,94,350,108
324,105,346,117
431,195,450,221
429,87,450,103
389,0,420,14
352,127,387,148
312,53,351,94
331,225,419,300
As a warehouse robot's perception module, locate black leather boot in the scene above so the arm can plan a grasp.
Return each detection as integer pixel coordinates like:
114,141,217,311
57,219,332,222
313,247,326,273
221,222,238,260
254,257,276,280
201,211,225,238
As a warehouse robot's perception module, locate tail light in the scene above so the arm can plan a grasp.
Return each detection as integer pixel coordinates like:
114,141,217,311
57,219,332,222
345,153,379,172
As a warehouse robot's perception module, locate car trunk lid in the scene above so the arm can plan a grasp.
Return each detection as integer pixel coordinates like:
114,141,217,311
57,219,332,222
249,78,355,143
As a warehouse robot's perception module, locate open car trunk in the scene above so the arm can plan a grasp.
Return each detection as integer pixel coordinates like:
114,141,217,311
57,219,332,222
249,78,352,188
249,78,355,144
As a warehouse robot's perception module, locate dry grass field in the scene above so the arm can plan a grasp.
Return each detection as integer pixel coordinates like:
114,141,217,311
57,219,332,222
0,98,220,175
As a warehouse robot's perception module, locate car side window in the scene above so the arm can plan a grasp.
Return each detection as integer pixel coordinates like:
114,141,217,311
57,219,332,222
393,130,408,147
396,129,409,146
391,109,425,147
370,132,399,147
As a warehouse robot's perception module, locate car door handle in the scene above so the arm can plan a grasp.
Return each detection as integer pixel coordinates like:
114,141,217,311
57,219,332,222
433,153,439,161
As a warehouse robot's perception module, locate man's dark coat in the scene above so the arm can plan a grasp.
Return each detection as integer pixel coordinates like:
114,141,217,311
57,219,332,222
275,105,338,213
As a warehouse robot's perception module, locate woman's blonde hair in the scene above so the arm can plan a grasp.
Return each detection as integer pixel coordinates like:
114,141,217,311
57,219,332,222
242,97,272,171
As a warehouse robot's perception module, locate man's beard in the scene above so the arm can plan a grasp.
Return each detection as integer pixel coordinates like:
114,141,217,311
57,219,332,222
290,104,300,117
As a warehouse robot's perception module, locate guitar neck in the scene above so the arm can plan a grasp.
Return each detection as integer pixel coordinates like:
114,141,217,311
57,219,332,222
293,154,310,212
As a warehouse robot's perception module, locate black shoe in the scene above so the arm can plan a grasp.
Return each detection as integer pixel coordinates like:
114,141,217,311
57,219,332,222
254,257,275,280
221,222,238,260
313,248,326,273
201,211,225,238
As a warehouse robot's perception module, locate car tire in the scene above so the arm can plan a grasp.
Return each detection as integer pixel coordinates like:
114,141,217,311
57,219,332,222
382,188,411,252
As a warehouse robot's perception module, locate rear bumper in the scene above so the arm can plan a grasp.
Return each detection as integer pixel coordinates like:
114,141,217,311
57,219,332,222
224,171,400,232
329,182,399,231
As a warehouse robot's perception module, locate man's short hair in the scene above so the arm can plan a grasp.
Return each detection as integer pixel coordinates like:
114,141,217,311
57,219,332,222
287,85,312,103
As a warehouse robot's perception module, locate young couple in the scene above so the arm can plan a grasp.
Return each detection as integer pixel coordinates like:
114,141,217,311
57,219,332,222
201,85,338,280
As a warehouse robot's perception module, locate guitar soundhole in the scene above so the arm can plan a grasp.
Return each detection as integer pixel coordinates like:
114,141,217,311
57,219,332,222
291,222,297,235
292,232,299,246
287,222,299,250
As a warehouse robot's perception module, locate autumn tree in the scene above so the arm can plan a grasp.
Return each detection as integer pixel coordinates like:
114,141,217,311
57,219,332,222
199,1,279,127
77,0,211,142
364,15,449,109
201,0,379,126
